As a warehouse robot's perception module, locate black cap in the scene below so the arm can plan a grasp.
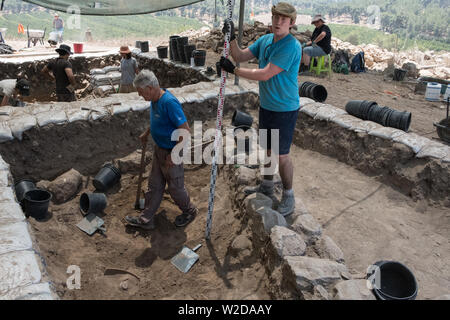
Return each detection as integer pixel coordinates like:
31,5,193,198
16,79,30,96
56,44,73,56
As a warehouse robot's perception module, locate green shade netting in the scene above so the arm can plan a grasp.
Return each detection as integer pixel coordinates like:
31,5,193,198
21,0,204,16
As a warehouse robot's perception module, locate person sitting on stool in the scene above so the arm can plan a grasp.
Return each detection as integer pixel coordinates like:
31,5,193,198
300,14,332,72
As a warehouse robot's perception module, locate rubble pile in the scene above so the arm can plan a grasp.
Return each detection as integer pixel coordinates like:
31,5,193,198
194,21,311,53
331,38,449,80
192,21,449,80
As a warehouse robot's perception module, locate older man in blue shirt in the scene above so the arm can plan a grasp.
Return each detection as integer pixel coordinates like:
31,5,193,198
125,70,198,230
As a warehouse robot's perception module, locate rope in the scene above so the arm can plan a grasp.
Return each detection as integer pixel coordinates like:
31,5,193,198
205,0,235,240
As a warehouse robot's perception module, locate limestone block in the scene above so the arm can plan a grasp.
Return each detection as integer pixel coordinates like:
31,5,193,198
47,169,82,204
312,285,330,300
392,132,431,153
36,110,67,127
8,115,37,140
29,104,53,115
235,166,257,185
0,156,9,170
368,127,406,141
255,206,288,233
0,121,14,143
299,103,321,118
351,121,383,133
270,226,306,257
112,103,132,115
0,251,42,295
315,236,345,264
183,92,203,104
0,222,33,255
0,170,12,187
66,108,90,123
130,100,150,112
0,201,25,224
299,97,316,108
416,142,449,160
90,107,110,121
245,192,273,213
291,214,322,243
333,280,376,300
284,256,348,291
197,89,218,100
0,187,15,202
433,294,450,300
314,105,347,121
117,149,151,174
0,283,53,300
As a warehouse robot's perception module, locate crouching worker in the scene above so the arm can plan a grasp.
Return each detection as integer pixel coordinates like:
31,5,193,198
125,70,198,230
0,78,30,107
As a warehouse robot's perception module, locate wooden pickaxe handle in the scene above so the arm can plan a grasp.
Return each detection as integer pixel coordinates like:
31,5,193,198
134,142,148,210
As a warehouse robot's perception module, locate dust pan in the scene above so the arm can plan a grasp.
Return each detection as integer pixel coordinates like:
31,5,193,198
77,213,106,236
171,244,201,273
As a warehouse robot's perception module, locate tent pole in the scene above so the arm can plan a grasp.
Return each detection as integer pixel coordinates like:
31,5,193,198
234,0,245,86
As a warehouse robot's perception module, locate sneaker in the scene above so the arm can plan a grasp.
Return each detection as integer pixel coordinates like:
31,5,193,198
277,193,295,217
174,207,198,227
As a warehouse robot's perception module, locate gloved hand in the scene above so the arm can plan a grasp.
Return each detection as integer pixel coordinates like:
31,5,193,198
222,19,236,41
219,56,236,74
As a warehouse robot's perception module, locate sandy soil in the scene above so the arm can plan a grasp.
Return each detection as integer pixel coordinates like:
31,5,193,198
288,145,450,299
28,120,271,299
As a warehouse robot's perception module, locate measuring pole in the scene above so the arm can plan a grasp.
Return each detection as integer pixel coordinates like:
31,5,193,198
205,0,235,240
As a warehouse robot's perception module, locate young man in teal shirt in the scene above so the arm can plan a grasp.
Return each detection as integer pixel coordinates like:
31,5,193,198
219,2,301,216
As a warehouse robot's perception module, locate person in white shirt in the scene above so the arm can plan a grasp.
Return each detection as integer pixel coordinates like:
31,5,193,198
0,79,30,107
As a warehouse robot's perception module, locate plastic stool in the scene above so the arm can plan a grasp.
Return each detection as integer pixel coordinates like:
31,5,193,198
310,54,332,78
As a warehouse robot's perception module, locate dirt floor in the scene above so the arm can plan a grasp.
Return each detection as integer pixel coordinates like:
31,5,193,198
288,144,450,300
28,132,271,300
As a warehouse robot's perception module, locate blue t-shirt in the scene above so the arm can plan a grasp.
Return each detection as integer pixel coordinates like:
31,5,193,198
249,33,301,112
150,89,187,149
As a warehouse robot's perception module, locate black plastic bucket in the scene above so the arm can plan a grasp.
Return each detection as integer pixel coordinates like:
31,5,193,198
193,50,206,67
157,46,168,59
15,179,37,203
135,41,141,49
299,81,328,103
232,110,253,129
93,163,121,192
80,192,107,215
176,37,188,63
183,44,196,65
140,41,149,53
345,100,377,120
234,127,253,153
369,261,418,300
169,35,180,61
393,68,407,81
382,108,411,132
23,189,52,220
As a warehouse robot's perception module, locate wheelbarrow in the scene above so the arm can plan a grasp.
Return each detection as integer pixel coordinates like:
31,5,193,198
433,97,450,143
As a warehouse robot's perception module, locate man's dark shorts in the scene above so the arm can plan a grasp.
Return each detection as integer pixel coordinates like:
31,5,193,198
56,92,76,102
259,107,299,155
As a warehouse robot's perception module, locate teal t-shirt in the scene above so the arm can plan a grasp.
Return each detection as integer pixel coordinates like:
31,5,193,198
150,89,187,149
249,33,301,112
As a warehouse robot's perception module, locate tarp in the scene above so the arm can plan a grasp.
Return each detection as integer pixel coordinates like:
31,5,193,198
21,0,204,16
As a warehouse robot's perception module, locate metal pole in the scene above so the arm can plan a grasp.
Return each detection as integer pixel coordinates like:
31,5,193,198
235,0,245,86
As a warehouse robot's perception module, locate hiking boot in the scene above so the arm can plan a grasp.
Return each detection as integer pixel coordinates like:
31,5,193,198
277,192,295,217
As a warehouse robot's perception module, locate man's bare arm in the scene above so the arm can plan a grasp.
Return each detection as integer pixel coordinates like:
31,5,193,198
235,62,283,82
229,40,255,63
65,68,77,87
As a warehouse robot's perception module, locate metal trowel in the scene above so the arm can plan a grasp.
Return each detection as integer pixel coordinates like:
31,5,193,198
171,244,202,273
77,213,106,236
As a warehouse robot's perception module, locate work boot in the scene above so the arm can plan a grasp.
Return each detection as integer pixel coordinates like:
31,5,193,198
244,179,274,197
277,191,295,217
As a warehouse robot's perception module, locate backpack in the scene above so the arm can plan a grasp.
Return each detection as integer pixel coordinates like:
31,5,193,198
332,49,351,74
351,51,366,73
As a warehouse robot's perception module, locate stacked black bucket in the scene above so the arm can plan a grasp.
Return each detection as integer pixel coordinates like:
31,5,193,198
299,81,328,103
345,100,411,132
168,35,205,66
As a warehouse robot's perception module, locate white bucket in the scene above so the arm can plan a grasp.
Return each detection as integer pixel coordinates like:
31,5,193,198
425,82,442,101
444,86,450,102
